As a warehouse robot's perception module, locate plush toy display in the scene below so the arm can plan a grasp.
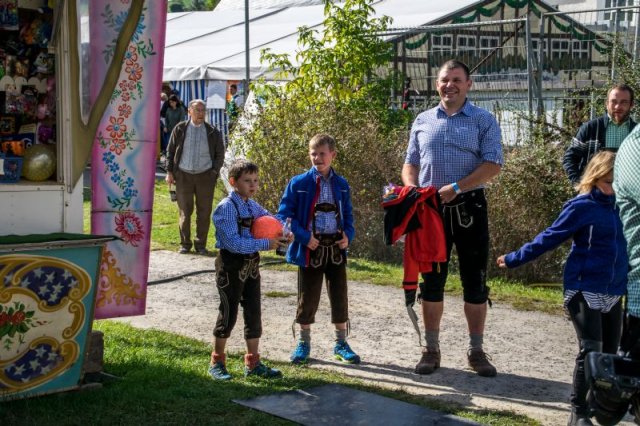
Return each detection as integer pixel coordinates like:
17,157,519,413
250,215,283,239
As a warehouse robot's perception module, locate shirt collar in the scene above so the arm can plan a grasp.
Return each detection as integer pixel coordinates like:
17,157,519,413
607,114,630,127
437,98,472,117
230,190,249,205
189,119,204,128
312,167,334,180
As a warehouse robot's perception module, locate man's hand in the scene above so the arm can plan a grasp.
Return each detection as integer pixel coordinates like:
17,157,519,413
337,232,349,250
166,172,175,185
306,235,319,250
438,184,457,204
404,289,417,307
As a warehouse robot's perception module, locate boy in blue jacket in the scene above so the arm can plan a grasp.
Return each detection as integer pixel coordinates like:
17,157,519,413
277,134,359,365
497,151,627,426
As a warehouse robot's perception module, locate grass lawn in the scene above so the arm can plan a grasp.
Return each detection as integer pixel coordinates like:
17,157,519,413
0,322,537,426
51,179,562,424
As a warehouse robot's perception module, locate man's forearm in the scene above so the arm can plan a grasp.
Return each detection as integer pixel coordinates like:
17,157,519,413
402,164,419,186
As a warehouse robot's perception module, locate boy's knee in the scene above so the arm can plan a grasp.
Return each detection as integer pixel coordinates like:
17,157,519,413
463,284,490,304
419,279,445,302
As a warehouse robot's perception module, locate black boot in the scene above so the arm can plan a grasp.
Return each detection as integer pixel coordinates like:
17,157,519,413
568,340,601,426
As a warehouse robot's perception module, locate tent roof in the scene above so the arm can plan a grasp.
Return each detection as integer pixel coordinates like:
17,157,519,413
162,0,544,81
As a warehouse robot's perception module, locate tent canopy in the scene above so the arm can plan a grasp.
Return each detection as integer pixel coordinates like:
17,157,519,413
163,0,486,81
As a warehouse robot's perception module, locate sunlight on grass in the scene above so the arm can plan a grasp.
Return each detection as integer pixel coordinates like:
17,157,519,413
1,321,538,426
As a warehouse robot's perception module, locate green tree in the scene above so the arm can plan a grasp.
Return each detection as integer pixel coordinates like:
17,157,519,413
234,0,411,260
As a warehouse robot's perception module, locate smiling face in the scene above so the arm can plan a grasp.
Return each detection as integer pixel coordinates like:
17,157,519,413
436,66,472,112
309,143,336,177
606,88,633,124
231,171,259,200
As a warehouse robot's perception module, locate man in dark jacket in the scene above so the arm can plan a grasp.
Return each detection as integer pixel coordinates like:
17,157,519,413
563,84,636,185
166,99,225,255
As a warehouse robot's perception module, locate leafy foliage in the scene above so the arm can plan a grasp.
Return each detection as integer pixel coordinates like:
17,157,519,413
234,0,411,260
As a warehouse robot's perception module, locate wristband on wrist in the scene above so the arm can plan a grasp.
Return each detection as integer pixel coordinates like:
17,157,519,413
452,182,462,194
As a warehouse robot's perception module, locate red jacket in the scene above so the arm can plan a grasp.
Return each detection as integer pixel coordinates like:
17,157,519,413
383,186,447,290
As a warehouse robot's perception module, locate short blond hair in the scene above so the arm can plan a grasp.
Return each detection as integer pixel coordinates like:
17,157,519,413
309,133,336,151
576,151,616,194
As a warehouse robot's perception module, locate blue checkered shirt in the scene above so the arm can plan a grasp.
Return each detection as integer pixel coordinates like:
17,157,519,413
312,167,339,234
213,191,271,254
614,126,640,317
405,100,503,189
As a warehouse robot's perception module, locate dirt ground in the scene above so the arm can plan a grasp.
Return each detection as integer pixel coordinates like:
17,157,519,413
111,250,635,426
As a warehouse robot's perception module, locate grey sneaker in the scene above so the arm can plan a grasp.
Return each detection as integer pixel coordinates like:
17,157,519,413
415,349,440,374
467,348,497,377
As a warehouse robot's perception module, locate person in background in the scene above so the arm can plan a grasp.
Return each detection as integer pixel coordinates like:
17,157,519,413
163,94,187,156
563,84,636,185
165,99,225,255
498,151,627,426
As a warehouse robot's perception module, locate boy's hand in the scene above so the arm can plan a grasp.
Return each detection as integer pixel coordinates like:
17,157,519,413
496,255,507,268
337,232,349,250
268,238,283,251
307,235,319,250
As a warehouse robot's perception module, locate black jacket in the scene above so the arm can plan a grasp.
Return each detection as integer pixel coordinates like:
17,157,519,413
165,120,225,176
563,114,637,185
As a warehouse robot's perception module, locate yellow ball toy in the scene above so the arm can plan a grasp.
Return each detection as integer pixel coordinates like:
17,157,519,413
22,144,57,182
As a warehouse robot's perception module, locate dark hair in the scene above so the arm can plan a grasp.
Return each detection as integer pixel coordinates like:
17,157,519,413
439,59,471,80
608,83,635,104
230,84,238,90
168,94,180,103
228,159,259,180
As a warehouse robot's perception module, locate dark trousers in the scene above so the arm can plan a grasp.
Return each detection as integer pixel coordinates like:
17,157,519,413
175,169,217,251
213,252,262,339
296,245,348,325
567,292,623,412
420,189,490,304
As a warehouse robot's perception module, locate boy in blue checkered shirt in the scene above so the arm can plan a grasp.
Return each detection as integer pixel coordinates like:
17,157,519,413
208,159,286,380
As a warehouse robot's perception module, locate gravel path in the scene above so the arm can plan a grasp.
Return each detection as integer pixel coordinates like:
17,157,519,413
111,250,635,426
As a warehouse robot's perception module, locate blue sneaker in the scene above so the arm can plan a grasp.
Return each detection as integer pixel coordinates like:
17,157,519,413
290,340,311,364
208,362,232,380
244,362,283,378
334,340,361,364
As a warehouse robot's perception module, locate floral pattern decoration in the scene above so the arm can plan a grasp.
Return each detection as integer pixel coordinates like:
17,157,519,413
0,302,46,352
95,4,155,212
114,211,144,246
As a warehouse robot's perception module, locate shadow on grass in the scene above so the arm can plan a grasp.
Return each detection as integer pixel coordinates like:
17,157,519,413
0,322,536,426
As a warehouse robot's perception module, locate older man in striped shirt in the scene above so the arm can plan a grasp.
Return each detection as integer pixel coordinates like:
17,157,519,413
166,99,225,255
402,59,503,377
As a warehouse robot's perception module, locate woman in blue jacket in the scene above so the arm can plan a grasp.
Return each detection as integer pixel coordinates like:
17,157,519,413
497,151,627,426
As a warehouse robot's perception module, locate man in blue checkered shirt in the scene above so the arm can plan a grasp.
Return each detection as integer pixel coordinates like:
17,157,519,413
402,59,503,377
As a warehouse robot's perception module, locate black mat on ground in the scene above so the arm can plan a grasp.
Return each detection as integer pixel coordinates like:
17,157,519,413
233,384,479,425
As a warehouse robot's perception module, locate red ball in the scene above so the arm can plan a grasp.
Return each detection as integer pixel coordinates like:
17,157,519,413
251,216,283,239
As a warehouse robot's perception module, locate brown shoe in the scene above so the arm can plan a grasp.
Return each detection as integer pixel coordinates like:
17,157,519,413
415,349,440,374
467,348,497,377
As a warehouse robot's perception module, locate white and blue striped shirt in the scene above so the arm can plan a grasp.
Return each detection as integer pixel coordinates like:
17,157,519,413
213,191,271,254
313,167,339,234
405,100,503,189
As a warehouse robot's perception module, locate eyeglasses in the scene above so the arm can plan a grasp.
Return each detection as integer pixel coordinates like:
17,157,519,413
191,108,206,112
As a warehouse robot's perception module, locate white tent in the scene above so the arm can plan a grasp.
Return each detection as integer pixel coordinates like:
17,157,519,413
162,0,482,138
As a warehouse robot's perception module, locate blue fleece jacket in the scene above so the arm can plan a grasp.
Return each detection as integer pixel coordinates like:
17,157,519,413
276,168,355,267
504,188,628,295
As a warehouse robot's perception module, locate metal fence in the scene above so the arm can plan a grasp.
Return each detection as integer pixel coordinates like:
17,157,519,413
383,4,640,145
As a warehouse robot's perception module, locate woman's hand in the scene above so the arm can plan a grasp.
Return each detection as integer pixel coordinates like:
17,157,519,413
496,255,507,268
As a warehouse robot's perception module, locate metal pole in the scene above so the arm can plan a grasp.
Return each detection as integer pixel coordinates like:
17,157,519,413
245,0,250,86
526,14,534,119
537,12,545,116
634,8,640,63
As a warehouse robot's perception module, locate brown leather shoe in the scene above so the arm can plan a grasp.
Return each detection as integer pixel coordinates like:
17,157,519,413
467,348,497,377
415,349,440,374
